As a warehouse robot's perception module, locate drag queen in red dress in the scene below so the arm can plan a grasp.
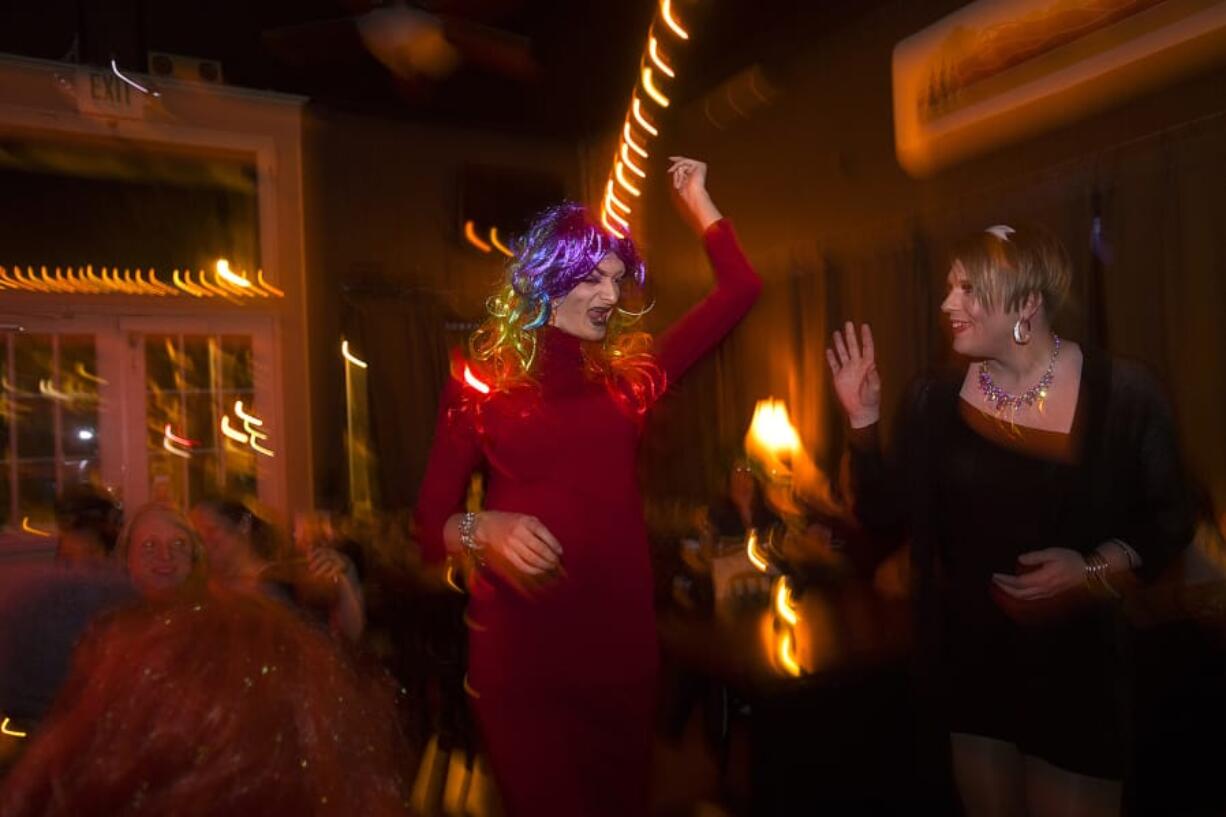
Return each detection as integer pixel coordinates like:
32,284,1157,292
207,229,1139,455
415,158,761,815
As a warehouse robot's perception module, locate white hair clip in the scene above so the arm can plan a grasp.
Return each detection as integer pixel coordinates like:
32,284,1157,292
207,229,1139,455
985,224,1015,241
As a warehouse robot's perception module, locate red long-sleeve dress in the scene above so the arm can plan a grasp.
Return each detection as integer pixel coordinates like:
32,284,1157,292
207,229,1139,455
414,219,760,816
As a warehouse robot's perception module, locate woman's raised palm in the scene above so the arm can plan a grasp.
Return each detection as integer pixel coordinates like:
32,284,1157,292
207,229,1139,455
825,322,882,428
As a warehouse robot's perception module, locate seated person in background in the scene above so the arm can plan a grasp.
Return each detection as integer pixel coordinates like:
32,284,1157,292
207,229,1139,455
191,496,365,641
0,590,413,817
706,459,782,540
54,484,122,567
114,502,206,599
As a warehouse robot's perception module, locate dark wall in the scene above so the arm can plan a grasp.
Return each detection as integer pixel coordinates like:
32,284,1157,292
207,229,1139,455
302,107,578,509
632,0,1226,517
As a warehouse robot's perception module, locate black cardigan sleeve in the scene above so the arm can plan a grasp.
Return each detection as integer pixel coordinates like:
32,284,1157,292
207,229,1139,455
844,376,937,542
1106,360,1195,583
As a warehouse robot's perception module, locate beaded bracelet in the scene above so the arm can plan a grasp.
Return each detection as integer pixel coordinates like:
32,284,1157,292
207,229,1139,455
1084,550,1120,599
459,512,486,566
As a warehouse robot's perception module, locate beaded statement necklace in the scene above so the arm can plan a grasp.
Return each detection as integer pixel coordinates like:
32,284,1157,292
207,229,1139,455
978,334,1061,415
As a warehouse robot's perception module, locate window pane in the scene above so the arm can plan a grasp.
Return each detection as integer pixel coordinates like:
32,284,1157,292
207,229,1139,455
185,393,217,451
187,452,222,506
60,334,101,459
14,334,55,460
221,335,253,390
149,453,185,507
60,459,100,488
146,335,178,393
182,335,213,392
17,460,56,524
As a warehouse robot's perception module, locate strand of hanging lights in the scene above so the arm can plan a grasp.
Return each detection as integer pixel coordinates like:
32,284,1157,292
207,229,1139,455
0,259,284,299
599,0,693,239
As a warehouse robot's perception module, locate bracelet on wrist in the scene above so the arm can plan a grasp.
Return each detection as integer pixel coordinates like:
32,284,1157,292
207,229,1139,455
1084,551,1120,600
459,512,486,566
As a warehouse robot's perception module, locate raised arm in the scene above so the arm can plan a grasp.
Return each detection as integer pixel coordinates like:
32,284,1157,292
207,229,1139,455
655,158,763,384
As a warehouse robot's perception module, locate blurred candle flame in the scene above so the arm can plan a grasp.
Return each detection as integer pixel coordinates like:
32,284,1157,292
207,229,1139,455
745,398,801,480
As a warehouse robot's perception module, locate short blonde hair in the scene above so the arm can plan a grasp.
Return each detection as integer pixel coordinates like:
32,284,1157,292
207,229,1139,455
951,224,1071,319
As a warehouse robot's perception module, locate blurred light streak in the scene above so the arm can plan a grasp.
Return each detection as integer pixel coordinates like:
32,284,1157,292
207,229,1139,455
623,121,649,158
632,97,660,137
778,628,802,677
620,143,647,178
220,415,249,445
341,339,368,369
489,227,514,257
606,181,632,216
463,364,491,395
600,208,628,239
660,0,690,40
21,517,52,537
234,400,264,428
215,258,251,289
256,270,285,297
614,161,642,197
774,576,799,626
464,220,493,253
648,36,675,77
1,717,27,738
641,66,670,107
746,528,769,572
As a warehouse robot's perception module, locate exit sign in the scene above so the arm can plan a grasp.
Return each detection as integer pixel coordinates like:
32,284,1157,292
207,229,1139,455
73,67,148,120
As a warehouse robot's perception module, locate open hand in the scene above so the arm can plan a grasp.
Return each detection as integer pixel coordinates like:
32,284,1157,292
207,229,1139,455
825,321,882,428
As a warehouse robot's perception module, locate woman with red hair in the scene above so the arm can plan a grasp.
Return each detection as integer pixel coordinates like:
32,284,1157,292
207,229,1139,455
0,590,412,817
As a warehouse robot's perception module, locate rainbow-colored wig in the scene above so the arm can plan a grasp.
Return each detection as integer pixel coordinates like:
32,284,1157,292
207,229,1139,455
469,202,665,412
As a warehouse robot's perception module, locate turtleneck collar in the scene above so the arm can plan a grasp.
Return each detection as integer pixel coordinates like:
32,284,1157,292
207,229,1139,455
537,324,585,370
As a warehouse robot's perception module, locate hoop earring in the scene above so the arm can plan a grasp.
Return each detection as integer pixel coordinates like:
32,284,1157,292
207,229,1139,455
1012,318,1032,345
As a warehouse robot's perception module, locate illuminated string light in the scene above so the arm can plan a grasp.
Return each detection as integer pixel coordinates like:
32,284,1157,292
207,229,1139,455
75,363,108,385
21,517,52,537
600,209,628,240
110,58,160,97
773,576,799,626
256,270,284,298
620,142,647,178
220,415,249,445
631,97,660,137
660,0,690,40
163,424,197,449
463,364,491,395
341,339,368,369
622,121,649,159
641,66,670,108
648,36,675,78
488,227,514,257
606,180,632,215
0,262,281,299
746,528,769,572
445,561,464,593
233,400,263,428
1,717,28,738
464,220,493,253
215,258,251,289
614,161,643,198
162,435,192,459
247,428,275,458
778,628,802,677
605,206,631,234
